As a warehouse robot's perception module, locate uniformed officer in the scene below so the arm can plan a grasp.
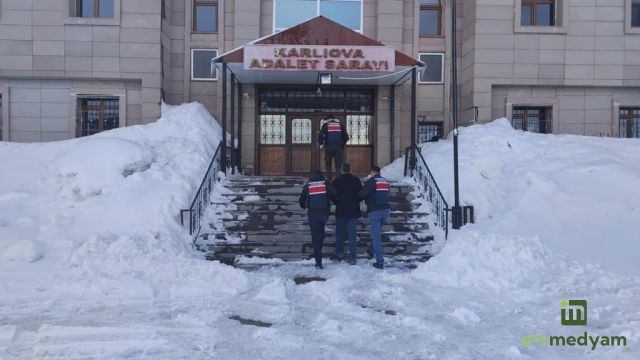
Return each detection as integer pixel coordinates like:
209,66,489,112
358,166,391,269
318,116,349,181
299,170,336,269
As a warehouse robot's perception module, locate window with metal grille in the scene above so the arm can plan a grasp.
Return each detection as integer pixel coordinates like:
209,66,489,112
521,0,555,26
193,0,218,32
420,0,442,37
620,107,640,138
346,115,371,145
292,118,313,144
76,97,120,137
511,106,552,133
74,0,115,18
418,122,443,143
258,89,374,114
260,115,286,144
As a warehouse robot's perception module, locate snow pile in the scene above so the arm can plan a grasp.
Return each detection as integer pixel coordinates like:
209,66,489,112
390,119,640,277
0,103,252,307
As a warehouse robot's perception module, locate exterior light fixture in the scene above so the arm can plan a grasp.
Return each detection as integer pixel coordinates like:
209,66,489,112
320,73,332,85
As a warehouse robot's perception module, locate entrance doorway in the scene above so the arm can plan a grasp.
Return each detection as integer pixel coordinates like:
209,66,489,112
258,88,374,177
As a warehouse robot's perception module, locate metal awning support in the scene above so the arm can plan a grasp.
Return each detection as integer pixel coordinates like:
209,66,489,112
410,67,417,175
237,82,242,170
221,63,228,173
230,72,236,174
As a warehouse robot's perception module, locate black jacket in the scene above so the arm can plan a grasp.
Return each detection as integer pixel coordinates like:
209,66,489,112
358,175,391,214
318,119,349,150
299,176,336,216
331,173,363,218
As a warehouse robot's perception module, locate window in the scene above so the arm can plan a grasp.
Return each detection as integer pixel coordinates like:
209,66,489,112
346,115,371,145
511,106,552,133
633,0,640,27
76,97,120,137
74,0,114,18
260,115,286,144
193,0,218,32
419,53,444,84
521,0,555,26
191,49,218,81
418,121,443,143
420,0,441,37
620,108,640,138
274,0,362,32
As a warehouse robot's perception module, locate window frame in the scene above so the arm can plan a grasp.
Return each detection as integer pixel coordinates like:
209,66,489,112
74,0,115,18
510,106,553,134
520,0,555,27
419,0,442,37
417,120,444,143
66,0,120,25
191,49,219,81
418,53,444,84
193,0,219,33
272,0,364,33
619,107,640,138
75,96,121,138
626,0,640,34
514,0,567,34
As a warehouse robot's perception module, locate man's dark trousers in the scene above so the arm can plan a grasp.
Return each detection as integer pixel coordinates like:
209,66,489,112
336,217,357,261
308,214,329,264
325,148,343,181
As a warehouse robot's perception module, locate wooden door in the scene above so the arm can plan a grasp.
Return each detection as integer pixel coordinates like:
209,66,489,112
318,115,372,177
288,116,314,176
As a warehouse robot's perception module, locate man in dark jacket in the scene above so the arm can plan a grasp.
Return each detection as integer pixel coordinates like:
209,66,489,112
299,170,336,269
358,166,390,269
318,116,349,181
331,163,362,265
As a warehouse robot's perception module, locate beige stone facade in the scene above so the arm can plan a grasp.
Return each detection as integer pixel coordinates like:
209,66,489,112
1,0,638,164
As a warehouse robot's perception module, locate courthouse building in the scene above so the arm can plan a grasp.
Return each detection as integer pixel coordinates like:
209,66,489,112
0,0,639,176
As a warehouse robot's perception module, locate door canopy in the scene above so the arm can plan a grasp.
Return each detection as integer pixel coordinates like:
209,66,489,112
216,16,424,85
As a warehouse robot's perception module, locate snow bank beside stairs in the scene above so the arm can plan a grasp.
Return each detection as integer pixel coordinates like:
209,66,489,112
399,119,640,284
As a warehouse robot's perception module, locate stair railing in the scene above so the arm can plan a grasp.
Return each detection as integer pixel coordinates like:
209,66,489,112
181,143,223,246
404,145,450,239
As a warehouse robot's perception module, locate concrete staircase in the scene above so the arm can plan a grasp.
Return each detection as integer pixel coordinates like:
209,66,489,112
195,176,434,267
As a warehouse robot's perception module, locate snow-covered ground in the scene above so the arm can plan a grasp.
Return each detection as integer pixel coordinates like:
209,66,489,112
1,107,638,359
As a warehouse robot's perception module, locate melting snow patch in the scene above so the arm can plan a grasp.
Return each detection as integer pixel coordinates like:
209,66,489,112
450,307,481,327
3,240,43,263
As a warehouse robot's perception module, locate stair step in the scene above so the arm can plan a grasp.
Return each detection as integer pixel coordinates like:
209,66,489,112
214,203,416,212
194,176,434,266
218,223,430,232
198,232,434,243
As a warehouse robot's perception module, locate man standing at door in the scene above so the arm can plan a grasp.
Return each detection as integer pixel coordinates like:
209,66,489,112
318,116,349,181
358,166,390,269
299,170,336,269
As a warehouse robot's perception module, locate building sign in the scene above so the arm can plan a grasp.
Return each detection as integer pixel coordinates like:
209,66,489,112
244,45,395,72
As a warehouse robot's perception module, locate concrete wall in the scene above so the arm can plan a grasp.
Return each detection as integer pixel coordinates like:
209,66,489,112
1,77,140,142
0,0,162,142
492,84,640,136
469,0,640,126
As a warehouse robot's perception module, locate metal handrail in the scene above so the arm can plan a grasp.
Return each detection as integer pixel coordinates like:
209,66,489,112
405,145,450,239
181,143,223,246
